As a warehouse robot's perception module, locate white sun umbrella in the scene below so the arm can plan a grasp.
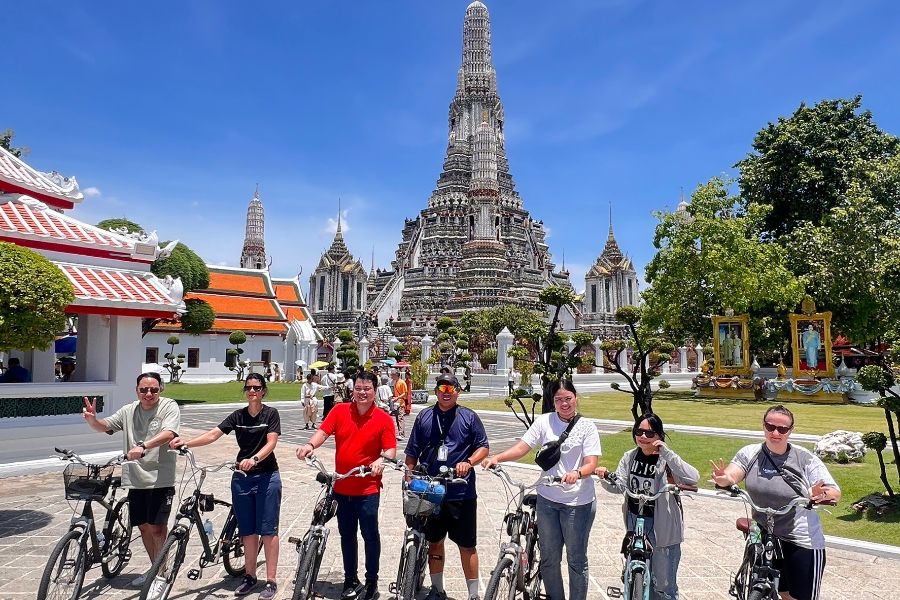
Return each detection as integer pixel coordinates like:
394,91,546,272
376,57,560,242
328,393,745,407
294,359,308,368
141,362,166,375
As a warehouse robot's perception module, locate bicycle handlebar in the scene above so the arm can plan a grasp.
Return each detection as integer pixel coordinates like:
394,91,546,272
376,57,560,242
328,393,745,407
486,464,562,490
55,447,127,468
603,472,696,501
177,446,244,476
716,484,837,513
304,454,373,479
381,454,469,485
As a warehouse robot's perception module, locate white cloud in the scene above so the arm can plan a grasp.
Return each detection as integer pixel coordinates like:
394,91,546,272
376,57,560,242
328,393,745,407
325,209,351,234
83,186,101,197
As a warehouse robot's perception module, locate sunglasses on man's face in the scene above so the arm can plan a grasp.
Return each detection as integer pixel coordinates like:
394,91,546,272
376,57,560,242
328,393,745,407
763,422,792,435
244,385,263,392
437,384,456,394
635,428,658,438
138,387,160,394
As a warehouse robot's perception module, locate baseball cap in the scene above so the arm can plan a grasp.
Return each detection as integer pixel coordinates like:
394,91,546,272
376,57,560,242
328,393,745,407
435,373,461,388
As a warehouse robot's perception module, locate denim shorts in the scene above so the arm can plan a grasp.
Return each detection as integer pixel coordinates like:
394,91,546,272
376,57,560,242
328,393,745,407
231,470,282,536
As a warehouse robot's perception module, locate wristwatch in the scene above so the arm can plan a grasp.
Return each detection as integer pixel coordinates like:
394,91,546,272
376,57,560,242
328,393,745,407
136,441,147,450
252,456,260,464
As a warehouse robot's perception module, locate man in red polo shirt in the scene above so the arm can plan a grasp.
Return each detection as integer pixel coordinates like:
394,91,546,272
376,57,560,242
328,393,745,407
297,371,396,600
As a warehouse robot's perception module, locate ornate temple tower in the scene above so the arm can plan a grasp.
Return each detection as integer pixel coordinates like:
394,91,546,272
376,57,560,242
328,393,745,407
240,187,266,270
368,1,571,334
308,211,369,338
582,213,639,337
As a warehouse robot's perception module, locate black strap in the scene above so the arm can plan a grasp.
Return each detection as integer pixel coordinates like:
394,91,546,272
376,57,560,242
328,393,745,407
419,406,461,468
557,414,580,444
757,444,808,499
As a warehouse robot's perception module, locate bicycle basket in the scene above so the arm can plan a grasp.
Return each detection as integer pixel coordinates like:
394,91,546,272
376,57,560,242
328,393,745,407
63,463,114,501
200,493,215,512
403,490,438,518
313,497,337,523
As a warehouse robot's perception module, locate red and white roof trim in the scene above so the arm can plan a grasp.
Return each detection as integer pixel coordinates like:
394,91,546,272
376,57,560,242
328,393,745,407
0,146,84,210
55,261,181,318
0,194,158,262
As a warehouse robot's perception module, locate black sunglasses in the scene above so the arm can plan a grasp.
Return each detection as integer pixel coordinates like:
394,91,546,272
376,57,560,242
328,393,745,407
244,385,264,392
138,387,161,394
763,422,792,435
635,428,658,438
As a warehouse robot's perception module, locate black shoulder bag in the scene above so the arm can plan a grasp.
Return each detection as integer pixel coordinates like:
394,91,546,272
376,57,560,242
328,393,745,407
534,415,581,471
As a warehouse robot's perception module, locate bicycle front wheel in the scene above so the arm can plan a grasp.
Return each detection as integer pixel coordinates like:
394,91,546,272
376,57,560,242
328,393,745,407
628,569,645,600
222,522,247,577
37,530,87,600
101,499,132,578
484,556,516,600
397,541,419,600
291,535,322,600
140,532,187,600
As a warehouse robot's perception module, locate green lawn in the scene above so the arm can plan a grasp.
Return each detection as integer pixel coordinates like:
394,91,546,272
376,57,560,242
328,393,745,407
467,390,888,436
166,381,301,404
584,431,898,546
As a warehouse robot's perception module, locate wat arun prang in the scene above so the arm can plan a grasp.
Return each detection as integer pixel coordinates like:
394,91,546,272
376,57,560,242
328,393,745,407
367,1,573,336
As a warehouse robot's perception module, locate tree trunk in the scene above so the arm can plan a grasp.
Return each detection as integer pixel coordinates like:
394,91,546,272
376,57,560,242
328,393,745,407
884,408,900,485
876,450,896,498
541,376,553,414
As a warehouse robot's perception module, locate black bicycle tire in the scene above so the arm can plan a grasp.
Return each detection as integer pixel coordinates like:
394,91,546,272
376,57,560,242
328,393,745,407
747,589,767,600
629,569,645,600
37,529,87,600
483,556,516,600
222,531,247,577
140,531,187,600
397,541,419,600
291,536,322,600
524,533,542,600
101,498,131,578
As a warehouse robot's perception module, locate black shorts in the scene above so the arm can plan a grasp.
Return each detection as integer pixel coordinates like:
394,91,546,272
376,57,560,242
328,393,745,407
775,540,826,600
128,487,176,527
425,498,477,548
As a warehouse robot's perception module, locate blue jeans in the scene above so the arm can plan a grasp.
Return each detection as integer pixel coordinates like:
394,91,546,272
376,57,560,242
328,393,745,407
536,496,596,600
335,492,381,583
626,513,681,600
231,470,282,536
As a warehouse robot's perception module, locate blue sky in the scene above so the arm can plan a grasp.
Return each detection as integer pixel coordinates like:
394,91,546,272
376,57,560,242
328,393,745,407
4,0,900,293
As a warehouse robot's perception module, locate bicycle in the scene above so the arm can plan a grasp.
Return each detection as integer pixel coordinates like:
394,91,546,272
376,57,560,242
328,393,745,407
719,485,835,600
287,455,372,600
139,447,248,600
602,472,696,600
382,455,467,600
375,397,403,437
482,466,561,600
38,448,132,600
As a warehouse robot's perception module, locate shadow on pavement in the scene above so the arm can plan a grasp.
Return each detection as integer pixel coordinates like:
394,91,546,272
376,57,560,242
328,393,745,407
0,509,53,537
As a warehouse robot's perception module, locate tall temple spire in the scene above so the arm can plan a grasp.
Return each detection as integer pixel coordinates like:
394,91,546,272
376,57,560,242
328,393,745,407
240,187,266,270
608,200,614,240
336,198,343,236
458,1,497,96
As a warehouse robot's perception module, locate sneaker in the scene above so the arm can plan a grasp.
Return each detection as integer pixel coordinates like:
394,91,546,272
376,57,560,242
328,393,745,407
147,576,168,600
341,578,363,600
362,580,379,600
235,574,259,596
424,588,447,600
130,571,149,587
259,581,277,600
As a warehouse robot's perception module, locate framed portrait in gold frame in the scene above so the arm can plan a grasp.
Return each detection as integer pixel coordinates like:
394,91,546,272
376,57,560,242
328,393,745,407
711,314,751,377
789,311,834,378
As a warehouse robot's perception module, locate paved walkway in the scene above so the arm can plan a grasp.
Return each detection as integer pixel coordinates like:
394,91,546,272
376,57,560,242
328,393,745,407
1,428,897,600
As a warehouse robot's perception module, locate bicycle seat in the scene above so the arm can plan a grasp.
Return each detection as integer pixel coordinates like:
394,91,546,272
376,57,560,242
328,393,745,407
735,517,751,534
523,493,537,508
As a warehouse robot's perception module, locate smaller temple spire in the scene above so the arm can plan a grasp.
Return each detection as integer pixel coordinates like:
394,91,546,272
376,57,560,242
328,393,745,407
240,186,266,270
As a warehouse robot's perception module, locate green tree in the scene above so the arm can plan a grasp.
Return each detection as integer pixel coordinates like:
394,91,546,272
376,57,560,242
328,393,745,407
596,306,674,420
642,178,804,352
0,128,29,158
737,96,900,239
97,218,144,235
152,241,210,292
862,431,895,499
856,363,900,492
179,298,215,334
435,317,470,370
227,330,248,380
459,304,544,355
0,242,74,350
162,335,185,383
336,329,360,375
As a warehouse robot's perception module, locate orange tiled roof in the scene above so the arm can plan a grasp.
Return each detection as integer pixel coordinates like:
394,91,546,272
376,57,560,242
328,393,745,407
189,292,283,320
284,306,308,321
156,317,286,335
274,282,301,303
206,270,270,296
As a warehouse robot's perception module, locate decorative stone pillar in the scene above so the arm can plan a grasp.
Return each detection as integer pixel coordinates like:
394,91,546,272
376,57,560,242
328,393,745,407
617,343,629,373
359,337,369,365
333,337,342,368
679,346,688,373
592,337,603,374
420,335,433,364
662,358,671,374
389,335,400,355
32,345,56,383
496,327,514,376
695,343,704,372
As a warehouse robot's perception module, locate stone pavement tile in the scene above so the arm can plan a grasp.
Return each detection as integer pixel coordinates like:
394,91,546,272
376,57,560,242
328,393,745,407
2,428,898,599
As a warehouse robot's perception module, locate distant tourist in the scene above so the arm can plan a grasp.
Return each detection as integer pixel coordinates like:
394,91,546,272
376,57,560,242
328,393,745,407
321,365,338,418
0,357,31,383
301,373,320,429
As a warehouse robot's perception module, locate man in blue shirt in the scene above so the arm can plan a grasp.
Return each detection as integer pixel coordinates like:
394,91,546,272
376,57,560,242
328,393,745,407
405,374,489,600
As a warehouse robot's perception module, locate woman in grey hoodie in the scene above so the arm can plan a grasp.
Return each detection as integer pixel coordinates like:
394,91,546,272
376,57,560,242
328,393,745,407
596,414,699,600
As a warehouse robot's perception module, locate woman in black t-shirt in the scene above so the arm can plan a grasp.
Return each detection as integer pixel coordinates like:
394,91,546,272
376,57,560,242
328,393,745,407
170,374,282,598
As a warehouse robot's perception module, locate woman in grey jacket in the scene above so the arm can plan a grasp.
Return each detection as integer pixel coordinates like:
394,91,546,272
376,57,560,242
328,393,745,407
596,414,699,600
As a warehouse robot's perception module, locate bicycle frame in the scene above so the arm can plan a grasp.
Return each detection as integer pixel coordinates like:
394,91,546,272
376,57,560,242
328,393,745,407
720,485,835,600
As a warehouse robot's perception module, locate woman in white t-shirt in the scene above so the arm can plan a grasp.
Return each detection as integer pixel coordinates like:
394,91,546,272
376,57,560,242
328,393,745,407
482,380,601,600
